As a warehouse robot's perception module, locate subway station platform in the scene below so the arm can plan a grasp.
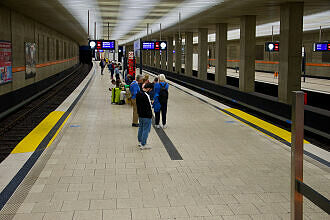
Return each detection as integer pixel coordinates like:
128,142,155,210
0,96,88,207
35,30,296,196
0,63,329,220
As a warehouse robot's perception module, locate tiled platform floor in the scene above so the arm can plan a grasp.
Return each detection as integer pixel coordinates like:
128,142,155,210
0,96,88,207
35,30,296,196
0,66,329,220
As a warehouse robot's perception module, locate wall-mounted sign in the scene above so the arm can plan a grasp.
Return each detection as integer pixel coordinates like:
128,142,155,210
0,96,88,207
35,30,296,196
25,42,36,79
102,40,115,49
89,40,115,50
265,42,279,52
142,41,155,50
0,41,12,85
142,41,167,50
313,42,330,51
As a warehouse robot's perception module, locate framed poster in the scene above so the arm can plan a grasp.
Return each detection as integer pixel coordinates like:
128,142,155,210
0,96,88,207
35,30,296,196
0,41,12,85
25,42,36,79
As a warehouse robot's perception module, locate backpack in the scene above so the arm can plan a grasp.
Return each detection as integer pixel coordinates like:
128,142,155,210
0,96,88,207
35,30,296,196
158,83,168,104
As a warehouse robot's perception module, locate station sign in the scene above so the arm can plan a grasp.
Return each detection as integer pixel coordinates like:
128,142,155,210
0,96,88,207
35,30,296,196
142,41,167,50
89,40,115,50
313,42,330,52
265,42,279,52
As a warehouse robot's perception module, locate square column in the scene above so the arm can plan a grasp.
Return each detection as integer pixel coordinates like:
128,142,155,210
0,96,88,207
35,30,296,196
174,34,182,74
279,2,304,104
215,23,227,85
150,51,154,66
155,50,160,69
198,28,208,80
161,50,166,70
185,32,193,76
239,15,256,92
167,36,173,72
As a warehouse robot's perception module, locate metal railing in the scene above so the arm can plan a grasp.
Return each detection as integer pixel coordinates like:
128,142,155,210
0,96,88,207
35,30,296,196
290,91,330,219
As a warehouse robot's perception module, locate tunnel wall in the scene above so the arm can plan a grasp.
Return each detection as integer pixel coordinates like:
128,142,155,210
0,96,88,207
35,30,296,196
0,5,80,96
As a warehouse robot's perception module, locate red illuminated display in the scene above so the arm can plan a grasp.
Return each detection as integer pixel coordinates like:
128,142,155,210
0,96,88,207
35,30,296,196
155,42,160,50
96,41,102,49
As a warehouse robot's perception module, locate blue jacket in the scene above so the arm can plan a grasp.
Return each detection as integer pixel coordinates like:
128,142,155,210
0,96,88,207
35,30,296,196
153,82,169,112
130,80,140,99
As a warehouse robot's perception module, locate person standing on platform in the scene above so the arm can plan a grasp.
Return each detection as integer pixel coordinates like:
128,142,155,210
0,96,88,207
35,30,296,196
130,75,143,127
115,64,121,80
100,59,106,75
108,62,114,79
153,74,169,129
136,83,154,149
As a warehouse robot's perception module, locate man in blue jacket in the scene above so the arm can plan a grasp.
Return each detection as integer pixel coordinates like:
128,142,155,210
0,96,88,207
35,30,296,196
130,75,143,127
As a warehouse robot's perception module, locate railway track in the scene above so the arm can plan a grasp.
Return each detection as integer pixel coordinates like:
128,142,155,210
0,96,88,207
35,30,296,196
0,64,92,162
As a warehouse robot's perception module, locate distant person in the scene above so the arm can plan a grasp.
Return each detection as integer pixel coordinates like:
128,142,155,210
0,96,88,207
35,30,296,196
149,77,158,100
153,74,169,129
99,59,106,75
108,62,114,79
142,74,150,87
136,83,154,149
130,75,143,127
115,65,120,80
109,79,116,91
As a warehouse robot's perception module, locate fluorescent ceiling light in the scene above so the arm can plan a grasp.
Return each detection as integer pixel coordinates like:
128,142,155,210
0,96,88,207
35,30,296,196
58,0,102,39
120,0,224,44
111,0,161,40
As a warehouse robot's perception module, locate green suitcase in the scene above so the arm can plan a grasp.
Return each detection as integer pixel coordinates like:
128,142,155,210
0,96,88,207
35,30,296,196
111,88,121,104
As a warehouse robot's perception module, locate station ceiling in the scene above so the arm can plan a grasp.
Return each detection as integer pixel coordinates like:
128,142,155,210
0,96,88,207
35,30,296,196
1,0,330,45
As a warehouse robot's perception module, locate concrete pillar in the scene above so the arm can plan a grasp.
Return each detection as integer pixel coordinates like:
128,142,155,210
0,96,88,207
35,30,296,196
161,50,166,70
149,50,153,66
174,34,182,74
279,2,304,104
155,50,160,69
185,32,193,76
215,23,227,85
167,36,173,72
145,51,149,66
239,15,256,92
198,28,208,80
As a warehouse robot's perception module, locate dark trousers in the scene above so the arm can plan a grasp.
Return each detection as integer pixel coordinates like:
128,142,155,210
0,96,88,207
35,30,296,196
155,102,167,125
111,69,114,78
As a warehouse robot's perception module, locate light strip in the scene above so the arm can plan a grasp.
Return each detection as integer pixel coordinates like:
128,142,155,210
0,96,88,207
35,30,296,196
111,0,161,40
119,0,224,44
57,0,102,39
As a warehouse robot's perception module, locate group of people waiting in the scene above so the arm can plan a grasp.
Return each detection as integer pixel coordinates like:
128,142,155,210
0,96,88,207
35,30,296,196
130,74,169,149
102,59,169,150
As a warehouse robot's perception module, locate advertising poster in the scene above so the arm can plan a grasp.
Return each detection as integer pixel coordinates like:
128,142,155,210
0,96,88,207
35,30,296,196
25,42,36,79
0,41,12,85
134,39,140,58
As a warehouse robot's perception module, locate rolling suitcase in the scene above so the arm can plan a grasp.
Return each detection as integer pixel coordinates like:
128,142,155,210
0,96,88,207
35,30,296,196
111,88,121,104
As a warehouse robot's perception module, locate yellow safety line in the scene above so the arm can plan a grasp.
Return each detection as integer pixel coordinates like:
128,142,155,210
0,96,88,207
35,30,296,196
11,111,69,154
225,108,309,144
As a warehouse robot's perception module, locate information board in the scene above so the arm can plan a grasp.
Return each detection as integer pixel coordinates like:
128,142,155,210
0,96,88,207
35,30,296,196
265,42,279,52
102,40,115,49
142,41,155,50
0,41,12,84
313,42,330,51
89,40,115,50
142,41,167,50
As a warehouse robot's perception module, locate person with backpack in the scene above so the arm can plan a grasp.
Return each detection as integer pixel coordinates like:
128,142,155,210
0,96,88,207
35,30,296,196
153,74,169,129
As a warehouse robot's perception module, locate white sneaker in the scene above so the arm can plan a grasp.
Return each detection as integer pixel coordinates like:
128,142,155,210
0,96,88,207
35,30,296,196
155,125,161,129
138,142,142,147
140,144,152,150
162,124,168,129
